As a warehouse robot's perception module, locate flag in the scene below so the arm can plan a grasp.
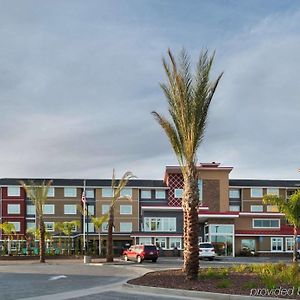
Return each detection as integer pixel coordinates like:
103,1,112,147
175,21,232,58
81,191,86,205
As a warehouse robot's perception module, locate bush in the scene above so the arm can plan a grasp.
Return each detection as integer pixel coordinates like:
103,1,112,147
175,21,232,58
216,279,231,288
199,267,228,279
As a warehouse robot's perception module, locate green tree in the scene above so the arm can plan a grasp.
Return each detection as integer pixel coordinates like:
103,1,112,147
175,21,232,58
62,220,80,255
21,180,52,263
0,222,16,255
263,190,300,262
106,170,135,262
54,221,64,250
92,215,109,256
152,49,222,279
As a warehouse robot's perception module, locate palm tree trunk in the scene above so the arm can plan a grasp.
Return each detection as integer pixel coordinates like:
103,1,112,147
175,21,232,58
106,207,114,262
182,164,199,280
39,217,45,263
98,231,101,256
293,225,298,263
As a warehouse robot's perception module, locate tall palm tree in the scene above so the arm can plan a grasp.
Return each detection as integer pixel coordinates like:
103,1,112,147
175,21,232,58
21,180,52,263
92,215,109,256
0,222,16,255
152,49,223,280
263,190,300,262
106,170,135,262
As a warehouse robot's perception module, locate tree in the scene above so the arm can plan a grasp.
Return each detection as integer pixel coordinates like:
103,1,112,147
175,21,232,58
106,170,136,262
0,222,16,255
62,220,80,255
263,190,300,262
92,215,109,256
152,49,223,279
21,180,52,263
54,222,64,250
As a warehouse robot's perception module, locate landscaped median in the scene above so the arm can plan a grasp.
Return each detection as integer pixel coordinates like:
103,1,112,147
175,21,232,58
125,263,300,299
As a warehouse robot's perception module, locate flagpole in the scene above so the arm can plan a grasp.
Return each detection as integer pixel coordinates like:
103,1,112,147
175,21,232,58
83,179,86,254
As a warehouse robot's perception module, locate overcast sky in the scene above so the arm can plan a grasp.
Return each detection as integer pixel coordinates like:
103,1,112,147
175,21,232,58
0,0,300,180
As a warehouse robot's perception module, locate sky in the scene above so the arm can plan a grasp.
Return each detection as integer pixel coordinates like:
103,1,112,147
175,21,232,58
0,0,300,180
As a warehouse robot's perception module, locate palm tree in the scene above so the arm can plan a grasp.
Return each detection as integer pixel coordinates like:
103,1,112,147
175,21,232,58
263,190,300,262
62,220,80,255
21,180,52,263
0,222,16,255
54,221,64,251
106,170,136,262
152,49,223,280
92,215,109,256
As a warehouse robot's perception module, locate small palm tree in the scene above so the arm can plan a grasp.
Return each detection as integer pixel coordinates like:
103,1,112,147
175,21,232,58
152,49,222,279
92,215,109,256
106,170,136,262
62,220,80,255
54,222,64,250
21,180,52,263
0,222,16,255
263,190,300,262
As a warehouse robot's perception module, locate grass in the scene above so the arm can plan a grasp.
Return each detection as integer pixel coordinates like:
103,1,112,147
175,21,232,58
216,279,231,288
199,267,229,279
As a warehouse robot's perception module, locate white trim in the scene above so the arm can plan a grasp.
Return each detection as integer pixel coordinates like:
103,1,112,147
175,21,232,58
271,237,284,252
141,206,182,211
252,218,280,229
131,235,183,238
240,212,284,216
285,237,294,252
236,234,294,237
198,214,239,218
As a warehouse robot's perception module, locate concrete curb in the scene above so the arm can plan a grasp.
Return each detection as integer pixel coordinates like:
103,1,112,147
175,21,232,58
123,283,296,300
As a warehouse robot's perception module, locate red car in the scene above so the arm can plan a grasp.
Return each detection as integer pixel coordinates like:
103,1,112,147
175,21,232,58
123,245,159,263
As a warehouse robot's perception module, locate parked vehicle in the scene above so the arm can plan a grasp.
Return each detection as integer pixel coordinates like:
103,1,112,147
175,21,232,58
123,244,159,263
297,249,300,259
199,242,215,260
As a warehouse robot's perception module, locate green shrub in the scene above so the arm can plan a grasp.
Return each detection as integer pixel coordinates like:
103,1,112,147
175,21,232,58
243,281,257,289
199,267,228,279
216,279,231,288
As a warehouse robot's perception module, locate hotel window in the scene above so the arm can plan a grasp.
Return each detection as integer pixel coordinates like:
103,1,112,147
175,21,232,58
7,204,20,214
198,179,203,201
85,189,95,198
210,225,234,234
250,205,263,212
155,190,165,199
45,222,54,232
120,205,132,215
229,205,240,212
120,188,132,198
26,221,36,231
144,217,176,232
102,188,113,198
139,237,152,245
43,204,55,215
8,222,20,232
229,189,240,198
102,222,108,232
64,187,77,197
26,204,36,215
267,188,279,196
102,204,110,214
267,205,279,212
120,222,132,232
286,238,294,252
88,205,95,215
85,223,94,233
64,204,76,215
47,187,55,197
174,189,183,199
155,237,166,249
253,219,280,228
170,237,182,249
271,237,283,252
250,188,263,198
241,239,256,252
141,190,151,199
7,186,20,197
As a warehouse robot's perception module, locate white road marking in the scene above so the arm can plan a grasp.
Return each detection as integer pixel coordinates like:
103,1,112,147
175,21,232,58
49,275,67,281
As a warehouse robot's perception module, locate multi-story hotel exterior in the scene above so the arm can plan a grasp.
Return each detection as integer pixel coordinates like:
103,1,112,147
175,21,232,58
0,163,299,257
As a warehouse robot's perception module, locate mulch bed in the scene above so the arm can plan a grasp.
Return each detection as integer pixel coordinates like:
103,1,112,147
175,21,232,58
128,269,300,299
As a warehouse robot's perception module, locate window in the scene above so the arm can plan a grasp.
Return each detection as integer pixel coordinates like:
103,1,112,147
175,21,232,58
7,186,20,197
102,222,108,232
286,238,294,252
210,225,234,234
251,188,263,198
250,205,263,212
88,205,95,215
141,190,151,199
241,239,255,252
8,222,20,232
120,222,132,232
144,217,176,232
229,205,240,212
174,189,183,199
271,237,283,252
120,205,132,215
170,237,182,249
155,190,165,199
267,188,279,196
253,219,280,228
7,204,20,214
229,189,240,198
155,237,166,249
102,188,113,197
43,204,55,215
26,221,36,231
86,189,94,198
198,179,203,201
267,205,279,212
45,222,54,232
120,188,132,198
27,204,36,215
102,205,110,214
47,187,55,197
64,187,77,197
64,204,76,215
85,223,94,233
139,237,152,245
